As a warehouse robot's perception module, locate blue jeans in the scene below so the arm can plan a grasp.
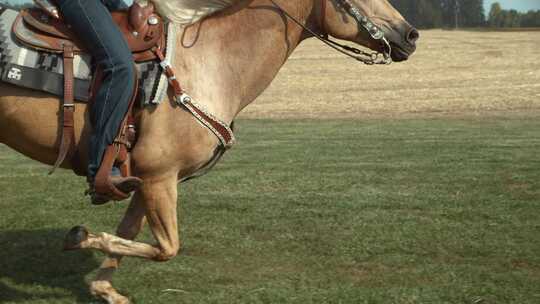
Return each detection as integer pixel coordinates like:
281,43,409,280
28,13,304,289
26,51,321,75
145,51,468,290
55,0,135,181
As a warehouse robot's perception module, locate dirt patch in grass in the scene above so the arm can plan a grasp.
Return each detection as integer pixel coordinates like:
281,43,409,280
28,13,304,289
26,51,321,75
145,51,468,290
241,30,540,119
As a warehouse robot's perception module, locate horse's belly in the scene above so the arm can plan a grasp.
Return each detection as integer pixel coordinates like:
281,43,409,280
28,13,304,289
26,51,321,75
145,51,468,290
0,83,88,167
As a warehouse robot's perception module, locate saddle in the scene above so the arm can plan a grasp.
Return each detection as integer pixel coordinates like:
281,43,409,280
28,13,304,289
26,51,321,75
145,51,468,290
11,2,172,201
13,4,166,62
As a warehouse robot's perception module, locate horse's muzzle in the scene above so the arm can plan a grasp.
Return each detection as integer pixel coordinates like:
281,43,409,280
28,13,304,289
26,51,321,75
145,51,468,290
389,25,419,62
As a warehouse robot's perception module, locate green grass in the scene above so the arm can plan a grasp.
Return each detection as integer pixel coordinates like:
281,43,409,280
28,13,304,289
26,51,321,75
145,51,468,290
1,117,539,304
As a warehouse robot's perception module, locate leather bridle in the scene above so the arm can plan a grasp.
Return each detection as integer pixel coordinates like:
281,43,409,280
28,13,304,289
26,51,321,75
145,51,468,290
270,0,392,65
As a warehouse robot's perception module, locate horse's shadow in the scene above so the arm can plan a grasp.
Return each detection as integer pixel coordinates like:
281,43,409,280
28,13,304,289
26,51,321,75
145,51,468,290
0,229,99,303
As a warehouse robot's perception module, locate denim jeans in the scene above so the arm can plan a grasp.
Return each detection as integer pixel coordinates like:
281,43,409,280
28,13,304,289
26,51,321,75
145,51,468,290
54,0,136,180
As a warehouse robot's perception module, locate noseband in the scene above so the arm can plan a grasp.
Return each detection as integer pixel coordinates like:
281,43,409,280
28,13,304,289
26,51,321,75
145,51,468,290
271,0,392,65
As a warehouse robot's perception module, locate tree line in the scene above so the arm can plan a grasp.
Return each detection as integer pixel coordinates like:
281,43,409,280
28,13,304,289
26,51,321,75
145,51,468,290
389,0,540,28
487,2,540,27
389,0,484,28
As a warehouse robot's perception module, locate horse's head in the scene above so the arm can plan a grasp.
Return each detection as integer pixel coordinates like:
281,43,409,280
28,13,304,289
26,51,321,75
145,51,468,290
319,0,419,62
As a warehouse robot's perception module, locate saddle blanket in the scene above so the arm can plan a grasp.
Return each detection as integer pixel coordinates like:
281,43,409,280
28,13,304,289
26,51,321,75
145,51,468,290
0,6,174,105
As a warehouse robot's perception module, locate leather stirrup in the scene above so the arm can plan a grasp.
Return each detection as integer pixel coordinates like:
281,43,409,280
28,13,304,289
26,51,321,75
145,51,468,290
93,145,131,201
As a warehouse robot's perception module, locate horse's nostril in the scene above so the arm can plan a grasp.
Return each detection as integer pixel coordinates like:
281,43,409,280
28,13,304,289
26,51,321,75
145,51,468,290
407,28,420,45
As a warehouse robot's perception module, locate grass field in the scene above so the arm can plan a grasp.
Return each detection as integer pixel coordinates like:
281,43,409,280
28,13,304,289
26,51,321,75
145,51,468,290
1,30,540,303
1,118,540,303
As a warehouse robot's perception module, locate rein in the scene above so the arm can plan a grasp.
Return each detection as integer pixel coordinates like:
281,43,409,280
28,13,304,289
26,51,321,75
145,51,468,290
269,0,392,65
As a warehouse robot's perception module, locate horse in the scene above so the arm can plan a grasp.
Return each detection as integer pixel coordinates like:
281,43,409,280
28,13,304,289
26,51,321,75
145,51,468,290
0,0,418,303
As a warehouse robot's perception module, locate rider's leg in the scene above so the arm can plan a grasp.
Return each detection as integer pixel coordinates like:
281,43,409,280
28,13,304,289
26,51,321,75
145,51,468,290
55,0,141,199
101,0,129,11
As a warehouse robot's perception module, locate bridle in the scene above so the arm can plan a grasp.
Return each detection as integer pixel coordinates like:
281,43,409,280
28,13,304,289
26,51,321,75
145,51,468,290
270,0,392,65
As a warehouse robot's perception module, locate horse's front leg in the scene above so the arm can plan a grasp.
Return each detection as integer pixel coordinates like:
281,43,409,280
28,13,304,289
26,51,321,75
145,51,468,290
64,172,180,304
89,191,148,304
64,173,180,260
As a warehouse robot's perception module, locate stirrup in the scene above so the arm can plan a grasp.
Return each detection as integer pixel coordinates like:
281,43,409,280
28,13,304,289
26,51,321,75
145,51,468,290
92,145,142,203
87,175,143,205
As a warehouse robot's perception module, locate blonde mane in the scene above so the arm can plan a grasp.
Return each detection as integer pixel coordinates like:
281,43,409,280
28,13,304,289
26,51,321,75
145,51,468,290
137,0,239,24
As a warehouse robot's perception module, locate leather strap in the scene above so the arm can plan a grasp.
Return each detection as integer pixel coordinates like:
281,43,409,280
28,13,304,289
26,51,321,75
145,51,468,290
50,43,76,174
153,47,235,148
153,47,183,96
116,80,138,178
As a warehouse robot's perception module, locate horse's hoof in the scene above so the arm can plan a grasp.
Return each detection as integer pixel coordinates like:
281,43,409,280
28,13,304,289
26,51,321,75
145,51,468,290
91,280,131,304
64,225,89,251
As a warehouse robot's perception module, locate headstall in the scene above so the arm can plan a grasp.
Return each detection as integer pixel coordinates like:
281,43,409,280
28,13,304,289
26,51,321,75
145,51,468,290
270,0,392,65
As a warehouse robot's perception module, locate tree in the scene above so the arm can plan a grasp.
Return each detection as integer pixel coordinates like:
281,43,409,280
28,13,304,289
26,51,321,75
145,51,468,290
488,2,540,28
503,9,521,27
521,10,540,27
389,0,444,29
440,0,456,27
459,0,485,27
488,2,503,27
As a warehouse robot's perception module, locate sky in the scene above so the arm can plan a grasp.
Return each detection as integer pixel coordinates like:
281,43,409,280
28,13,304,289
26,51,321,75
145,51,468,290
6,0,540,13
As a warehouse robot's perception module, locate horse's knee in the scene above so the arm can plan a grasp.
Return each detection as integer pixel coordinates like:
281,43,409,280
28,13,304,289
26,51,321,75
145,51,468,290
154,245,179,262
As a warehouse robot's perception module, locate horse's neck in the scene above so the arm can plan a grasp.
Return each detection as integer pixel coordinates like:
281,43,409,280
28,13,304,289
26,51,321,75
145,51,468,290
173,0,315,124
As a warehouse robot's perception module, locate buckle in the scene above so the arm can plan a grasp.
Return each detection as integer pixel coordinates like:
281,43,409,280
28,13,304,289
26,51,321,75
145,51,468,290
176,93,192,105
159,59,171,70
62,44,75,58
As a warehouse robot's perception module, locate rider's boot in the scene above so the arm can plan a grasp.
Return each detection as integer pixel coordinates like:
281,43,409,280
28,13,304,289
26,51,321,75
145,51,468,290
88,142,142,205
89,176,142,205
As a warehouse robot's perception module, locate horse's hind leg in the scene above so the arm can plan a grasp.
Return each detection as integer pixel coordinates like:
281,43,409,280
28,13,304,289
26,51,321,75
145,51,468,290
89,192,147,304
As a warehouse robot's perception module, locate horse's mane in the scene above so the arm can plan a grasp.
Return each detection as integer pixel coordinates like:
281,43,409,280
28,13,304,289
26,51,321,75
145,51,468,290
146,0,240,25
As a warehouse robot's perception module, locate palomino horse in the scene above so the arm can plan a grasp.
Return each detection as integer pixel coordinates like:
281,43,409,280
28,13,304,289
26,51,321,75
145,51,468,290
0,0,418,302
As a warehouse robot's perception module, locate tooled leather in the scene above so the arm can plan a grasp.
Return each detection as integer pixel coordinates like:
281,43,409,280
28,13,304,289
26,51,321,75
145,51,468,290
16,7,164,57
13,12,82,53
129,2,154,37
23,9,71,39
188,104,233,144
111,12,164,53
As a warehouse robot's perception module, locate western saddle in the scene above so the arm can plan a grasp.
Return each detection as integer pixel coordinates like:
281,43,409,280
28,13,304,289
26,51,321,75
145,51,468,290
12,1,181,201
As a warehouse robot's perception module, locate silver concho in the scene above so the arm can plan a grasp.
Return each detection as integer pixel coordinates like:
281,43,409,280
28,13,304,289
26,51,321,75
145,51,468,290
148,16,159,25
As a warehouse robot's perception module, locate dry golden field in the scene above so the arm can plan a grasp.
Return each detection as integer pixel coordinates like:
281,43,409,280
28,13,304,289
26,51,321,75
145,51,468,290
242,29,540,119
